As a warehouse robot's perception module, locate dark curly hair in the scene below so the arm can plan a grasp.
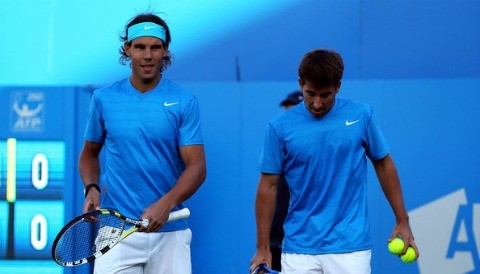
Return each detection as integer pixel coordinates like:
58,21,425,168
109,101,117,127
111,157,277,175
298,49,344,88
119,13,172,72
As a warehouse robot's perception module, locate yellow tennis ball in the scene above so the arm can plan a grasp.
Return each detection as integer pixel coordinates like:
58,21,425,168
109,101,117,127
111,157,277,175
388,238,405,255
401,247,416,263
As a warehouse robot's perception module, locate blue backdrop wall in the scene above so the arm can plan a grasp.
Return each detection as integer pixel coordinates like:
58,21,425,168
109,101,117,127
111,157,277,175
1,0,480,273
2,79,478,273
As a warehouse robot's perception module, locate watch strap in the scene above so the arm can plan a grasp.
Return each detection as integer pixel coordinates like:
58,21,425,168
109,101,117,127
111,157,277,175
84,183,101,197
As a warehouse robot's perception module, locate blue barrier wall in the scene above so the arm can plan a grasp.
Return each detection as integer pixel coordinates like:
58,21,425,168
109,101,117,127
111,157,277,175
1,79,479,273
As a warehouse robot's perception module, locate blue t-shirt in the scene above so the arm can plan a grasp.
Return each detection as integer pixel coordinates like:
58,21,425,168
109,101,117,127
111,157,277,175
84,77,203,231
258,97,389,254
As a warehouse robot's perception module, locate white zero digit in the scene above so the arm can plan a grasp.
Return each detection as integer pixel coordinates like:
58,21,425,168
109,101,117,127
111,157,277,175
31,214,47,250
32,153,49,189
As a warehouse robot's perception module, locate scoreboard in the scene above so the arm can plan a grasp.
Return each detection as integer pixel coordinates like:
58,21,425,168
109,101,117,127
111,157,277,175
0,88,90,274
0,140,65,258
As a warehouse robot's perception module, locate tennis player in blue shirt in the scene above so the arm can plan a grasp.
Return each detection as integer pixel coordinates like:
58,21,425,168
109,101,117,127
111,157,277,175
250,49,419,273
79,13,206,274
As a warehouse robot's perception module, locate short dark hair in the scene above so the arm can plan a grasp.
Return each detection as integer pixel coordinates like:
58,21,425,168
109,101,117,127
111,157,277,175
119,12,172,72
298,49,344,88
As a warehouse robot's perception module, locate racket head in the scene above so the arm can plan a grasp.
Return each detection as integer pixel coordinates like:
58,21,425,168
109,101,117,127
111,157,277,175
51,209,126,267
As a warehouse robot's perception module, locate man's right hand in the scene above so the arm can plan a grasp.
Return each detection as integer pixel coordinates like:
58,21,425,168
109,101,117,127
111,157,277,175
82,190,100,213
249,248,272,274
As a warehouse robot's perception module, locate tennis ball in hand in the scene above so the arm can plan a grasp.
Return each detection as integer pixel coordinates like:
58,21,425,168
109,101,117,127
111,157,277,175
388,238,405,255
400,247,416,263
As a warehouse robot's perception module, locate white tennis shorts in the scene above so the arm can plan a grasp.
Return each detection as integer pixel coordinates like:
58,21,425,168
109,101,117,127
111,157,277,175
281,250,371,274
94,228,192,274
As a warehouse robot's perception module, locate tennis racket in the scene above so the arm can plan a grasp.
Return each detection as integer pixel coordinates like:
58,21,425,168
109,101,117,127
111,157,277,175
252,263,281,274
52,207,190,267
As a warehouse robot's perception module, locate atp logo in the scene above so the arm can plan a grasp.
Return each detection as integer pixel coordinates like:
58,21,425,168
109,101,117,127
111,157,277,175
10,91,45,132
409,188,480,273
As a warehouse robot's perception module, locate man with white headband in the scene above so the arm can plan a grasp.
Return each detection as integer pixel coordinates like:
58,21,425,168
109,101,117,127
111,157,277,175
79,13,206,274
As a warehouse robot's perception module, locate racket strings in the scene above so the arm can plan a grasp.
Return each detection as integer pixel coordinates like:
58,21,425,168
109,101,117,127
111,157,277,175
54,213,125,263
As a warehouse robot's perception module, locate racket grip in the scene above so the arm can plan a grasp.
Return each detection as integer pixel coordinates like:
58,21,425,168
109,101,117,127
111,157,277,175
167,208,190,222
253,264,279,274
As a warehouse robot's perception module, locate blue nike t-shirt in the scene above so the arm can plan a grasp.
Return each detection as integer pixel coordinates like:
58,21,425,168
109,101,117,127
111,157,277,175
84,77,203,231
258,97,389,254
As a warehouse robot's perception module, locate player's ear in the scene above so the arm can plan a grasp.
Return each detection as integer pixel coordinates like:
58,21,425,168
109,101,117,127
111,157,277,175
298,77,305,89
124,42,131,57
163,43,169,57
336,81,342,93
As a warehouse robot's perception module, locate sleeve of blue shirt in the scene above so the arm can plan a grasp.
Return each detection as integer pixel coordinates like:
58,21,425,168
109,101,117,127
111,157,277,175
84,94,106,143
364,108,390,160
258,123,284,175
179,97,204,147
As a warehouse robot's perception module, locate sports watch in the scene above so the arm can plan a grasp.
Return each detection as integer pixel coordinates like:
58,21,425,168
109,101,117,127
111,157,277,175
84,183,101,197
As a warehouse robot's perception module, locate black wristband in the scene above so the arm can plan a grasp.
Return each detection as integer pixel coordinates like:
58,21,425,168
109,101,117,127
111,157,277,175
84,183,101,197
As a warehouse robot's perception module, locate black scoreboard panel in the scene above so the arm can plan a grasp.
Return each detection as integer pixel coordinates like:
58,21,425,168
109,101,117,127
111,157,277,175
0,88,90,274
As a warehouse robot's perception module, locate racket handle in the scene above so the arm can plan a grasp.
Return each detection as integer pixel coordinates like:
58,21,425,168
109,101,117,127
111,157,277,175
168,208,190,222
253,264,280,274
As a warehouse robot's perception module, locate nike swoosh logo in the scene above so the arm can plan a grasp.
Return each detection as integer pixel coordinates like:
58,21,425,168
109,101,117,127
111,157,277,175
345,120,360,126
144,26,155,30
164,101,179,107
